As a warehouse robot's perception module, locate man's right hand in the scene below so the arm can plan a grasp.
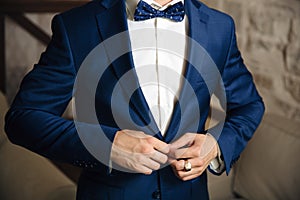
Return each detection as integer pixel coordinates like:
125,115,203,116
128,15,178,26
111,130,169,175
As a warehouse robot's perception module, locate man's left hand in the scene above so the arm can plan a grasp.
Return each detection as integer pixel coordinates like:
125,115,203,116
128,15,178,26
169,133,218,181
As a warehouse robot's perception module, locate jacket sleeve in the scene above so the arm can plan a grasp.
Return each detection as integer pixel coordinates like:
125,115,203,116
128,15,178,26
4,14,118,172
210,18,265,175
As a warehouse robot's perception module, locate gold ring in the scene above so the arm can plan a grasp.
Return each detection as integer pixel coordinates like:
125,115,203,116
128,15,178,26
184,160,192,171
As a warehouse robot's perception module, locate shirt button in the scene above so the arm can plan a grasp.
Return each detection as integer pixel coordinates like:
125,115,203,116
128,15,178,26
152,190,161,199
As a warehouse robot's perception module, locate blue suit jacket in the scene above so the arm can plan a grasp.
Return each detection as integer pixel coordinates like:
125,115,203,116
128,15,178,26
5,0,264,199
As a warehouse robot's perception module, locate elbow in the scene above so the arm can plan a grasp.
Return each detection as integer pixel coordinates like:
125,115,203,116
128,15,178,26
4,110,27,147
257,98,265,123
5,111,17,144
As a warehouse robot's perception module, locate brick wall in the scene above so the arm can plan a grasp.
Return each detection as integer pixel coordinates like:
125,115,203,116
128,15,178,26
5,0,300,121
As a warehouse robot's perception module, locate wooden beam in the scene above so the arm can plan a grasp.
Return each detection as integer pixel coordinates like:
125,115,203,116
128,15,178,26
9,14,51,45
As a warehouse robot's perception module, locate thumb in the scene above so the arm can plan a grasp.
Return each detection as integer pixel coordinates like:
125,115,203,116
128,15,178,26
152,138,170,154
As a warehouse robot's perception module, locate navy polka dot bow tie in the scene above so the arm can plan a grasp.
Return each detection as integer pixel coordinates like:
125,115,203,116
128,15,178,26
134,1,185,22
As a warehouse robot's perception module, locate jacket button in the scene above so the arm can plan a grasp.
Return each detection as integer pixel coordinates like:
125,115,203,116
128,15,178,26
152,190,160,199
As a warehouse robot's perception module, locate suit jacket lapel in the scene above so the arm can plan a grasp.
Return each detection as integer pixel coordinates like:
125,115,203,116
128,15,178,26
96,0,131,79
96,0,160,136
164,0,210,143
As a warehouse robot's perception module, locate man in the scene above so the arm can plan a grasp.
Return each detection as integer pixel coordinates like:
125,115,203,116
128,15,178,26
5,0,264,199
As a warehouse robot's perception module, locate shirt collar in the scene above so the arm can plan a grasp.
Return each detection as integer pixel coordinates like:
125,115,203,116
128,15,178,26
126,0,184,20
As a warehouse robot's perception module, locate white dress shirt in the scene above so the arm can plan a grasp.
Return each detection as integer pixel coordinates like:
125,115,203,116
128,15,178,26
125,0,224,172
126,0,186,135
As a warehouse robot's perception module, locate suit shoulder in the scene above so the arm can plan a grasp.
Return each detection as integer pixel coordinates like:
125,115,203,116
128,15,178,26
200,2,235,29
48,0,105,39
55,0,104,25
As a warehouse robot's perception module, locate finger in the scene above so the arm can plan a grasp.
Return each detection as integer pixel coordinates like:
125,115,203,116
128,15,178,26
128,155,154,174
170,158,204,171
149,138,170,154
168,157,177,163
168,157,179,169
181,172,205,181
134,165,153,175
150,150,168,164
170,163,205,181
173,146,199,159
170,133,196,150
169,146,190,158
171,147,190,159
143,159,161,171
170,159,185,171
137,154,161,171
176,166,204,179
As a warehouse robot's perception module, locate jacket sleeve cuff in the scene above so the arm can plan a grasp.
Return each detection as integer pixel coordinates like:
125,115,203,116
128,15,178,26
207,133,225,174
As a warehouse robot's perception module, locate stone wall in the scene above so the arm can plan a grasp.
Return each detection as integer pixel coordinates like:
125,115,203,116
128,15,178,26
5,0,300,121
203,0,300,121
